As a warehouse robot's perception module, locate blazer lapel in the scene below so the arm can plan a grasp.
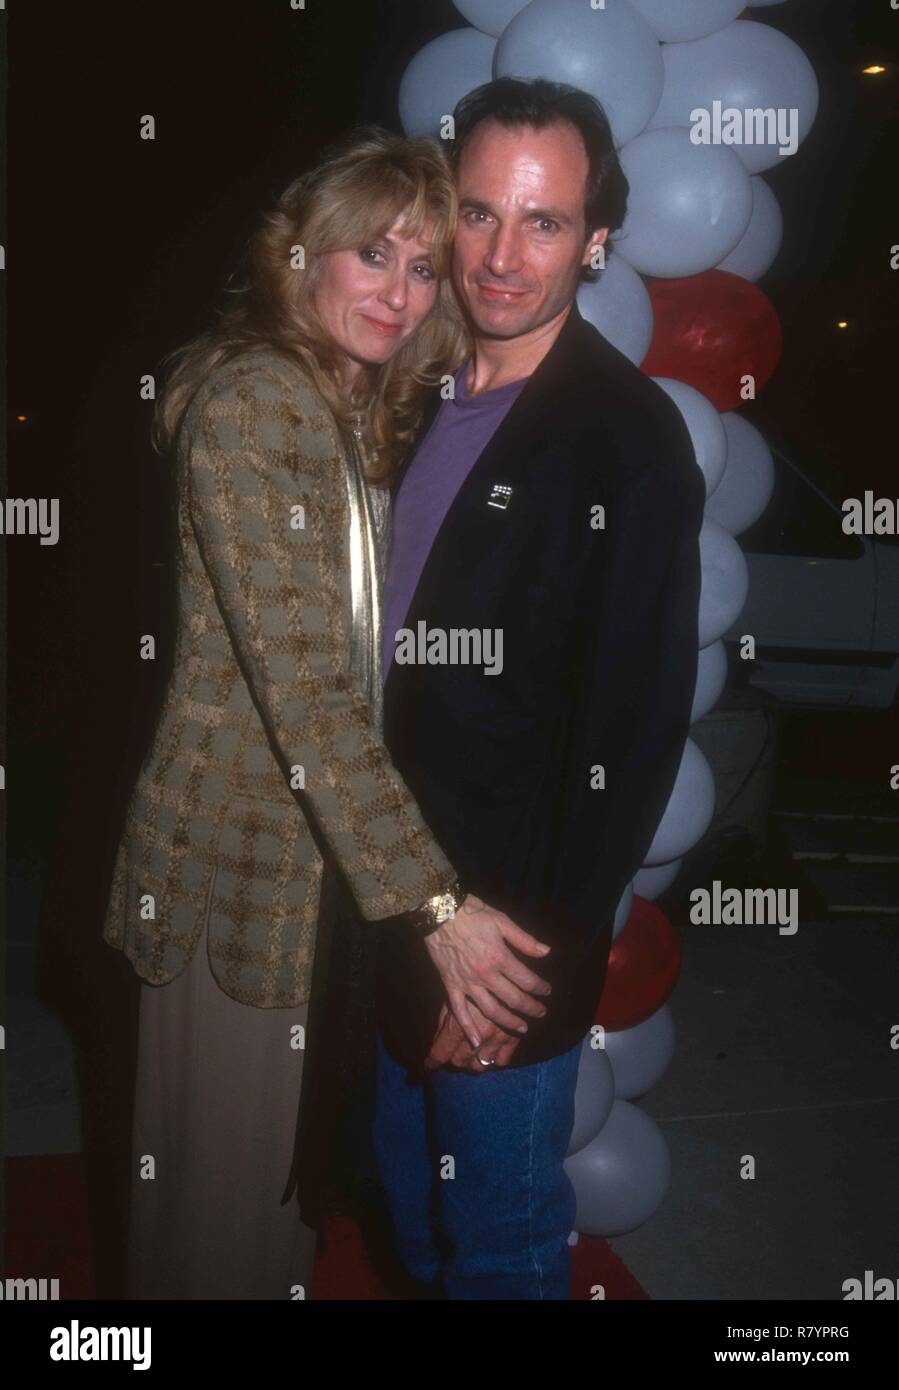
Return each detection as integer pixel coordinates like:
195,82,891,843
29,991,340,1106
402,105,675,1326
458,303,598,487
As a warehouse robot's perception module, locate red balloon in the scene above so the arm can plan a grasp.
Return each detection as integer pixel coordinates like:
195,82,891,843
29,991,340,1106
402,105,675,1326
641,270,782,411
594,897,681,1031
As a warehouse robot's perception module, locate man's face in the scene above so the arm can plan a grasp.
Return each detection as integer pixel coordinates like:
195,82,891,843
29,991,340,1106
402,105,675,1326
452,118,608,341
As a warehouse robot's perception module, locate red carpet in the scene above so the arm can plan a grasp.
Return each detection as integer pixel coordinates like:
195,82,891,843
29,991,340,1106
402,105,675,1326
4,1154,647,1300
4,1155,96,1299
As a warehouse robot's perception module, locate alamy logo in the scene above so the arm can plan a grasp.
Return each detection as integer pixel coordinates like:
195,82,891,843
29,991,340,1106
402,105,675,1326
393,622,503,676
50,1321,152,1370
842,1271,899,1300
689,881,799,935
0,1275,59,1299
690,102,799,158
841,492,898,535
0,497,60,545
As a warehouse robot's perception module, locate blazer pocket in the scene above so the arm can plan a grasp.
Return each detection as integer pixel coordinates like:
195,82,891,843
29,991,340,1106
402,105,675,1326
206,794,322,972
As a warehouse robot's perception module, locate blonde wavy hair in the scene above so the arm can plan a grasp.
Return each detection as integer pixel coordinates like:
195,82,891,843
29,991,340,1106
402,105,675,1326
154,128,468,483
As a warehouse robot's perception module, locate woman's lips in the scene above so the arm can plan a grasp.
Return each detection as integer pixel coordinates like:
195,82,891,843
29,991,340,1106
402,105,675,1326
361,314,403,336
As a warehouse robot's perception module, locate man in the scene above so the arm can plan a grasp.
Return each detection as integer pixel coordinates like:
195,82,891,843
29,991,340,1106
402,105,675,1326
373,78,705,1300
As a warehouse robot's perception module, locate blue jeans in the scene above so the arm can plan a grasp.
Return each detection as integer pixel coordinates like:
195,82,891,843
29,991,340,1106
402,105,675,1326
372,1032,581,1300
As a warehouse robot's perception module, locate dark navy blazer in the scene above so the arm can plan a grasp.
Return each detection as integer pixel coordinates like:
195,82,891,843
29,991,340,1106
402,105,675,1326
376,303,705,1069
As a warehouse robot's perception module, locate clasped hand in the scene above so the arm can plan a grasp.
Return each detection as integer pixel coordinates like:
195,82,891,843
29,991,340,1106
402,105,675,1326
421,894,552,1074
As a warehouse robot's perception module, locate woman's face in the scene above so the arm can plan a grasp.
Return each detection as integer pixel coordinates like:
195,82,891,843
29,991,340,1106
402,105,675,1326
313,213,440,379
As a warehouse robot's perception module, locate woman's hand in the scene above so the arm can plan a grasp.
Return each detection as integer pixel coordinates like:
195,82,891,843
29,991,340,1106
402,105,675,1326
424,1002,523,1072
422,894,551,1050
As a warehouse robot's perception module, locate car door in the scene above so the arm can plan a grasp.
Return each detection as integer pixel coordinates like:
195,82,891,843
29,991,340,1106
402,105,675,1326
724,445,877,706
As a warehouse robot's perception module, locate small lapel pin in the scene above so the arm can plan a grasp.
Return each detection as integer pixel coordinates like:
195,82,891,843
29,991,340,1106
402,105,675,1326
487,483,513,510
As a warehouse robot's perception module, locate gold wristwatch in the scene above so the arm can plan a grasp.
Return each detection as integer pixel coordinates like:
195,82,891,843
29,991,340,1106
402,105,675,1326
406,878,466,936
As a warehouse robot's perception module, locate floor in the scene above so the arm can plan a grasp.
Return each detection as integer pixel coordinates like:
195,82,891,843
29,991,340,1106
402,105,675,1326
605,752,899,1300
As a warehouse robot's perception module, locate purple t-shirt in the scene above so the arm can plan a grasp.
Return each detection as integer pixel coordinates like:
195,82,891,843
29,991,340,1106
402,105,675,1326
382,359,529,679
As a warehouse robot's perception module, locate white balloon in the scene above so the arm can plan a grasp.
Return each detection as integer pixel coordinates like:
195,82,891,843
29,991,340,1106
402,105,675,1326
568,1041,615,1156
633,860,682,900
649,20,819,175
453,0,528,39
613,881,634,940
577,256,654,366
651,377,727,496
399,29,495,139
691,638,729,721
644,737,716,865
495,0,664,149
630,0,744,43
718,176,783,282
698,517,750,646
705,413,775,536
604,1004,676,1100
617,128,752,277
566,1100,671,1236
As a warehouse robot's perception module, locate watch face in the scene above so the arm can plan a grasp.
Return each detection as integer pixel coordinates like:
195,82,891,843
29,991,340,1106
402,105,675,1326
434,893,456,923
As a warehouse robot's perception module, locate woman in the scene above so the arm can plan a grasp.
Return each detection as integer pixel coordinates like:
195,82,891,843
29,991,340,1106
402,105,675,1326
102,128,471,1300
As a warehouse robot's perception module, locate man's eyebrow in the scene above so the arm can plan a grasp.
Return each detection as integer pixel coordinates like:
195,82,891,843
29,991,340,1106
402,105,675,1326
528,205,576,227
458,197,576,227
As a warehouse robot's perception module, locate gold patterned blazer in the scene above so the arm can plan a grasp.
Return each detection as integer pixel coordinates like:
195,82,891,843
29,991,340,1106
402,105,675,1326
102,347,454,1007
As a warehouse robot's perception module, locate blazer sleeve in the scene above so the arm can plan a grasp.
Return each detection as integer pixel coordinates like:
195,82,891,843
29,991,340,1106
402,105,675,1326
184,362,457,920
547,448,705,944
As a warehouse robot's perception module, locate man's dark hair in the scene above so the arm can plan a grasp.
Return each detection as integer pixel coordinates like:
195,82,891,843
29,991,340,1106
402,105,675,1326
451,77,629,281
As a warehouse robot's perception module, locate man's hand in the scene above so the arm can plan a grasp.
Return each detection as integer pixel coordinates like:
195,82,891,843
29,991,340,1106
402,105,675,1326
422,894,551,1051
424,1002,523,1073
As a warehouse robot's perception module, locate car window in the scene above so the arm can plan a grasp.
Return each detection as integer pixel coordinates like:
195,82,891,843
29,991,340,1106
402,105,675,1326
739,450,865,560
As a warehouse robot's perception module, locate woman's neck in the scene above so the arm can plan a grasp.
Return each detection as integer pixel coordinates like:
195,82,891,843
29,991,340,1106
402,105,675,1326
338,352,364,392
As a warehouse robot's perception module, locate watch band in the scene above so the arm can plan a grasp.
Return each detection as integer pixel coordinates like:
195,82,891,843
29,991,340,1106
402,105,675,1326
406,878,465,936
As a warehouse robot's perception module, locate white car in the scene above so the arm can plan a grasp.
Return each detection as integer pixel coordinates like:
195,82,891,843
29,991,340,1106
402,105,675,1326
723,429,899,709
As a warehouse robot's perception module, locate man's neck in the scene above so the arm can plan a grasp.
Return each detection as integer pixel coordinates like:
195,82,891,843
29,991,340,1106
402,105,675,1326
466,302,573,396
